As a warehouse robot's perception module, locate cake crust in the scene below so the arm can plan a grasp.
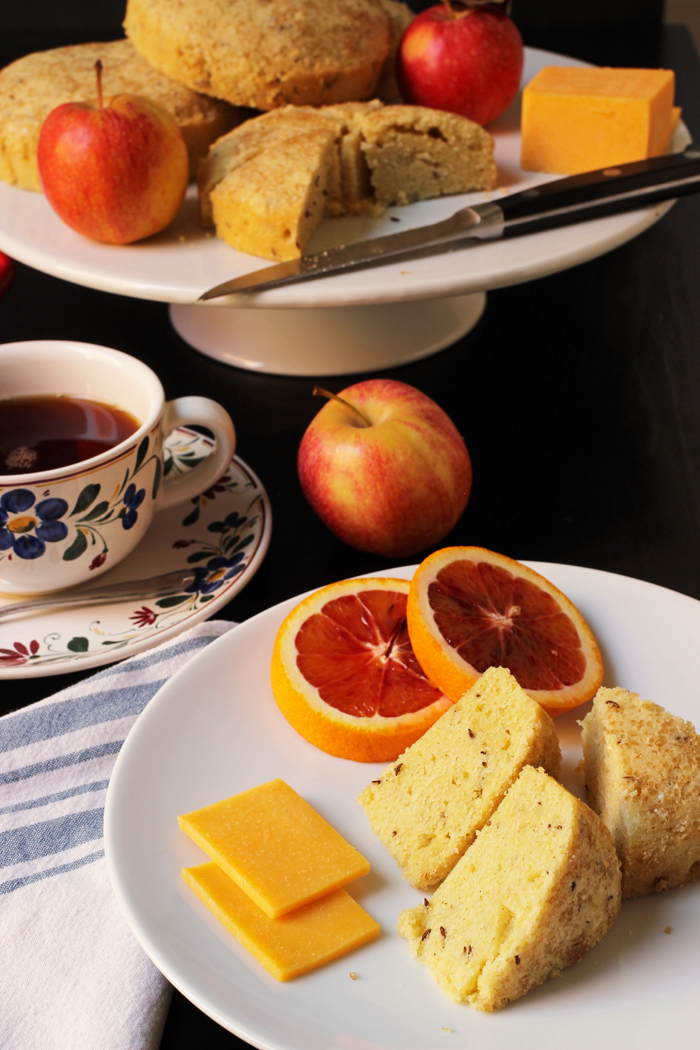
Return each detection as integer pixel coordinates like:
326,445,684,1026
124,0,392,110
199,101,497,260
0,38,240,190
581,686,700,897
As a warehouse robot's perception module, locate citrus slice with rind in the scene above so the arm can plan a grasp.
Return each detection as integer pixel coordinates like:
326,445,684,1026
407,547,603,713
271,577,452,762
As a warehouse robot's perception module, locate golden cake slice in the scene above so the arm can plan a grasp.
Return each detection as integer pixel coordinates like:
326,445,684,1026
0,38,241,190
200,107,340,261
199,101,497,260
398,766,621,1010
580,686,700,897
124,0,392,110
356,104,497,207
357,667,561,890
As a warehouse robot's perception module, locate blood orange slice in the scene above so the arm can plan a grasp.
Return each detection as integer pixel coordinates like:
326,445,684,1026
407,547,603,713
271,578,452,762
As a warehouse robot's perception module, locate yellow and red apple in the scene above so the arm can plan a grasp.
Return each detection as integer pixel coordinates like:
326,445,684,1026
398,1,523,126
37,62,188,245
297,380,472,558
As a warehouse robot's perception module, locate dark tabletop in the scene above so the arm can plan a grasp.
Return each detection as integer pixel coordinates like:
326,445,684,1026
0,19,699,1050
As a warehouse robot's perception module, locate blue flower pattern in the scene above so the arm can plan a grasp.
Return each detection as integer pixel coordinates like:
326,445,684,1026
0,489,68,560
122,484,146,530
185,553,247,595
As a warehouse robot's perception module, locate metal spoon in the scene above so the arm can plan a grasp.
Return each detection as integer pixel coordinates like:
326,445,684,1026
0,569,197,623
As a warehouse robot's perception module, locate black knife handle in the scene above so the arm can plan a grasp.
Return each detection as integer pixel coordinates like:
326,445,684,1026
500,147,700,235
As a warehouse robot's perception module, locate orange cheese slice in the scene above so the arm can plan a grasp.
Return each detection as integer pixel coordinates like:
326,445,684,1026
178,778,370,918
520,66,676,175
182,861,380,980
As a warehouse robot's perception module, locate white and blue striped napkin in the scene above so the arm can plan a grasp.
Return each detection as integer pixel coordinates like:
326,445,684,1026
0,619,235,1050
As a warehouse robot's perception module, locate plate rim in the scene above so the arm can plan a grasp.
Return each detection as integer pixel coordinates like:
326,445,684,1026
105,560,700,1047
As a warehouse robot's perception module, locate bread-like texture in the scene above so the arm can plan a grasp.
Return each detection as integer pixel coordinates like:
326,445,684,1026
580,686,700,898
357,667,561,890
357,104,497,206
203,108,340,261
199,101,496,260
124,0,392,110
374,0,414,103
0,38,241,191
398,766,621,1010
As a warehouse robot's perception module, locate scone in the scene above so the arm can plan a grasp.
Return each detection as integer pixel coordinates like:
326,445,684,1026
199,101,497,260
357,667,561,890
398,766,621,1010
201,107,341,262
124,0,392,110
580,686,700,897
0,38,241,190
357,104,497,206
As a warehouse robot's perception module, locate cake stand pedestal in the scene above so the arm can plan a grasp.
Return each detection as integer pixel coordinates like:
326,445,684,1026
169,292,486,375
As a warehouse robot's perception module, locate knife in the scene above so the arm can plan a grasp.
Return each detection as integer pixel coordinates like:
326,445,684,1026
200,146,700,300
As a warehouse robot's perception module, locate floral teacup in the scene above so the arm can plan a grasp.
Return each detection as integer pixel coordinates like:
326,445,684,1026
0,340,235,595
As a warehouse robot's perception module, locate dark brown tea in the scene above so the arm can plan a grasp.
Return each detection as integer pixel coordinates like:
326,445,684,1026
0,395,140,475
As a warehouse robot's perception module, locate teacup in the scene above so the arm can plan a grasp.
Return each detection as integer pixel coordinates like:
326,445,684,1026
0,340,236,595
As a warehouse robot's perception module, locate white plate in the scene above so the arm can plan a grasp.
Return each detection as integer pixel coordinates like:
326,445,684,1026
0,429,271,677
0,49,689,309
105,562,700,1050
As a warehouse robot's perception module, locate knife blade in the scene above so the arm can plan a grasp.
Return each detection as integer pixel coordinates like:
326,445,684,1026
200,146,700,300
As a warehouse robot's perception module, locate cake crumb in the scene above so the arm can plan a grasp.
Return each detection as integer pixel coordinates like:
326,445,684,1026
349,971,358,980
441,1027,451,1033
664,925,672,934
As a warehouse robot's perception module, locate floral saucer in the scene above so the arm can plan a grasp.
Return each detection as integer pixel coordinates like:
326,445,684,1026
0,428,271,678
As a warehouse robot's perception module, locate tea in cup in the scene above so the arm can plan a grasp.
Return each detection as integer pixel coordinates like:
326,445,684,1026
0,340,236,595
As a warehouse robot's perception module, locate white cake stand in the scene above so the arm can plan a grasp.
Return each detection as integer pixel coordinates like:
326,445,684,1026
0,48,687,376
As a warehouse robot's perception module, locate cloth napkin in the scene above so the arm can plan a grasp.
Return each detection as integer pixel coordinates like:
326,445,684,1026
0,619,235,1050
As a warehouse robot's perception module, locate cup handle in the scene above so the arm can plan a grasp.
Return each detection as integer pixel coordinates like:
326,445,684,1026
157,397,236,510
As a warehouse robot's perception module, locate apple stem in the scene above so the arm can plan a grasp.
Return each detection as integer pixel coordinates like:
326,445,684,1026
95,59,104,109
442,0,457,18
313,386,371,428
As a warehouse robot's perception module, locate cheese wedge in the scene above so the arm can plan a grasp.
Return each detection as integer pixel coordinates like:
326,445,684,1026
521,66,676,175
183,862,380,980
178,779,370,917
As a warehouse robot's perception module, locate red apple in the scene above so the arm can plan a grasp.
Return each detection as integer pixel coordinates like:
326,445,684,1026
0,252,14,302
37,61,189,244
398,1,523,126
297,380,472,558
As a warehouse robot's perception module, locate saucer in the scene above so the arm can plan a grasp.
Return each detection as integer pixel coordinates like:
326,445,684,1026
0,428,271,678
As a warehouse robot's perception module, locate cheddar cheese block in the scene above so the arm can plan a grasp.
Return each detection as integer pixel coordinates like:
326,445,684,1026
520,66,676,175
178,779,370,917
182,862,379,980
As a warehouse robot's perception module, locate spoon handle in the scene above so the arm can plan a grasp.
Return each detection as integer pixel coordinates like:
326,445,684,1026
0,569,197,623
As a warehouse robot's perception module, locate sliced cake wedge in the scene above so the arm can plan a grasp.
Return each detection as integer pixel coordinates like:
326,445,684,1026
198,101,497,260
580,686,700,897
357,666,561,890
398,766,621,1010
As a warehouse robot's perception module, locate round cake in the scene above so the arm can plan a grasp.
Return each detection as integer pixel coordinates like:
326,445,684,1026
123,0,393,110
0,39,241,190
